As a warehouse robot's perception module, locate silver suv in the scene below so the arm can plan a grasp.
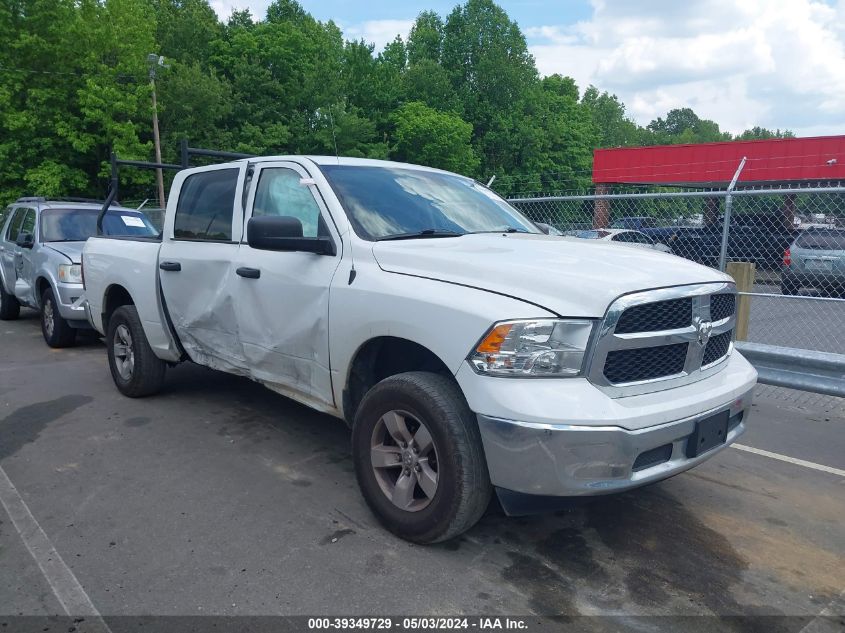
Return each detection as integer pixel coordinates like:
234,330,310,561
0,197,157,347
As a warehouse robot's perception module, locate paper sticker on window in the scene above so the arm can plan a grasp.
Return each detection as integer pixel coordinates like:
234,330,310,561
121,215,146,227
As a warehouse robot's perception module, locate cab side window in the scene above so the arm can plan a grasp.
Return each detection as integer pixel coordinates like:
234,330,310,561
174,169,239,241
6,208,26,242
20,209,36,238
252,168,323,238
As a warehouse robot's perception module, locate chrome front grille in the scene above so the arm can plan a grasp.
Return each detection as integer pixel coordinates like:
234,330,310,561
710,294,736,322
604,342,688,383
614,297,692,334
587,282,737,397
703,329,733,366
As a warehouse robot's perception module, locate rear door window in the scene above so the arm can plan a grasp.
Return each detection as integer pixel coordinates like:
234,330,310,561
796,230,845,250
174,168,239,241
612,232,638,243
628,232,653,244
0,206,11,232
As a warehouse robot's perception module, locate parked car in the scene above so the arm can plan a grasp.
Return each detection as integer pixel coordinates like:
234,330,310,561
672,213,798,269
0,198,157,346
781,228,845,296
610,216,661,231
573,228,673,253
81,157,756,543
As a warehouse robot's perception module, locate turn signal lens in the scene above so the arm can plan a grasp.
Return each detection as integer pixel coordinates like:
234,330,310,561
470,319,595,378
476,323,513,353
57,263,82,284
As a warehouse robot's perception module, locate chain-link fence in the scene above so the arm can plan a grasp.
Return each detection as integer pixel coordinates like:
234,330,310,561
509,185,845,409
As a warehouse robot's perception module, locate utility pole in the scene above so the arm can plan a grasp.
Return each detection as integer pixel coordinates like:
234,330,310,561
147,53,166,210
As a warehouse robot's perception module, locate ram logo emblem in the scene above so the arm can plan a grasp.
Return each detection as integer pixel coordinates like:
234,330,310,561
694,317,713,347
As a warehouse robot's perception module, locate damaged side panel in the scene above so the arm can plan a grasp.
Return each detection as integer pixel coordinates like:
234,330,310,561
158,241,249,375
234,161,344,414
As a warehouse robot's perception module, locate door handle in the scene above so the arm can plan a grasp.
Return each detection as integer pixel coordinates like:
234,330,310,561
236,267,261,279
159,261,181,272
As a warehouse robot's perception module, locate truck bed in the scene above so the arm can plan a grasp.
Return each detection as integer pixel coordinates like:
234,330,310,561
83,236,182,362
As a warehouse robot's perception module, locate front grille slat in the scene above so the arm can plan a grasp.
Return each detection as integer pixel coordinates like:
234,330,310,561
615,298,692,334
710,294,736,321
703,330,732,365
603,343,688,384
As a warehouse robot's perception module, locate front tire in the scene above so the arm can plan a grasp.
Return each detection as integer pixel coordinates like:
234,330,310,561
0,282,20,320
106,305,166,397
352,371,492,544
41,287,76,347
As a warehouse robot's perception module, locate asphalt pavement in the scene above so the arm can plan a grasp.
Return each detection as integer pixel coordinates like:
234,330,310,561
1,310,843,632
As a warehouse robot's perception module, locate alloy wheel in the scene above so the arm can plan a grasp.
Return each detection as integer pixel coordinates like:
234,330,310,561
113,324,135,381
43,299,55,338
370,410,439,512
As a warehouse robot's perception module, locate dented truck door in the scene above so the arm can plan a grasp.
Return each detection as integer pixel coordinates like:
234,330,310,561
234,161,343,411
158,163,250,373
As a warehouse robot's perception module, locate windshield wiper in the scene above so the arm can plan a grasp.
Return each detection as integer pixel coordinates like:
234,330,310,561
470,227,530,234
377,229,464,241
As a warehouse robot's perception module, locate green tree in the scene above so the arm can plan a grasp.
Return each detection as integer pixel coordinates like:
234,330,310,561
581,85,644,148
391,102,479,175
735,126,795,141
647,107,731,144
407,11,444,65
151,0,222,64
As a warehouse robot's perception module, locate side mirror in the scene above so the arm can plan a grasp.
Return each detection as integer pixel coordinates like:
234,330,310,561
16,232,34,249
246,216,336,256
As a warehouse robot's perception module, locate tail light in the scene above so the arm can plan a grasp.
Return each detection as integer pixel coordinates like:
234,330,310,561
783,248,791,267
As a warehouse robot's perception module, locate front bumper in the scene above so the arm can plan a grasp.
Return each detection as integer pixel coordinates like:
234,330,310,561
55,281,87,321
459,352,757,498
478,393,750,499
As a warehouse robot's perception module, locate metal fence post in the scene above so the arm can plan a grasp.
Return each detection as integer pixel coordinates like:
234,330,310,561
718,156,747,271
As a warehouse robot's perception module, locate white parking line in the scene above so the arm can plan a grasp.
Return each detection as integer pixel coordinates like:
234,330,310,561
0,465,112,632
732,444,845,478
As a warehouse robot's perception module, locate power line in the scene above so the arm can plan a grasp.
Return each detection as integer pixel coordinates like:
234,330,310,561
0,65,142,81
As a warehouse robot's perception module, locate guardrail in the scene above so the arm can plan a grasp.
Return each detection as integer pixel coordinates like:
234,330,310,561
735,342,845,397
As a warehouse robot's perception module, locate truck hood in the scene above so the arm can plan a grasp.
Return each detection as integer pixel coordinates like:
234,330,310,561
372,233,731,317
44,242,85,264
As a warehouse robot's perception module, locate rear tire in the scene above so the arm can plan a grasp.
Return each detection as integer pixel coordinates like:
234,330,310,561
0,282,20,320
106,305,166,397
41,287,76,347
352,371,492,544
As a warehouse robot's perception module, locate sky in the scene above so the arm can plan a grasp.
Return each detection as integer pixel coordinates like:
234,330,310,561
208,0,845,137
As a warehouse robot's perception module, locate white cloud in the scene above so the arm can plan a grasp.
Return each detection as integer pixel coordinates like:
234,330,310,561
208,1,412,51
527,0,845,135
209,0,271,21
343,19,415,51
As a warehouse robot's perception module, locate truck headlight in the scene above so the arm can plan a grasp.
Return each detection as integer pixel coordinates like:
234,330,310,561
469,319,595,377
57,264,82,284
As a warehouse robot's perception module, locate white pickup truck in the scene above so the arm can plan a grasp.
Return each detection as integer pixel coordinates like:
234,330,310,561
82,157,757,543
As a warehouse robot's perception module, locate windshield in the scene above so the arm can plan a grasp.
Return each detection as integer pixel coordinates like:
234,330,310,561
320,165,539,241
40,208,158,242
